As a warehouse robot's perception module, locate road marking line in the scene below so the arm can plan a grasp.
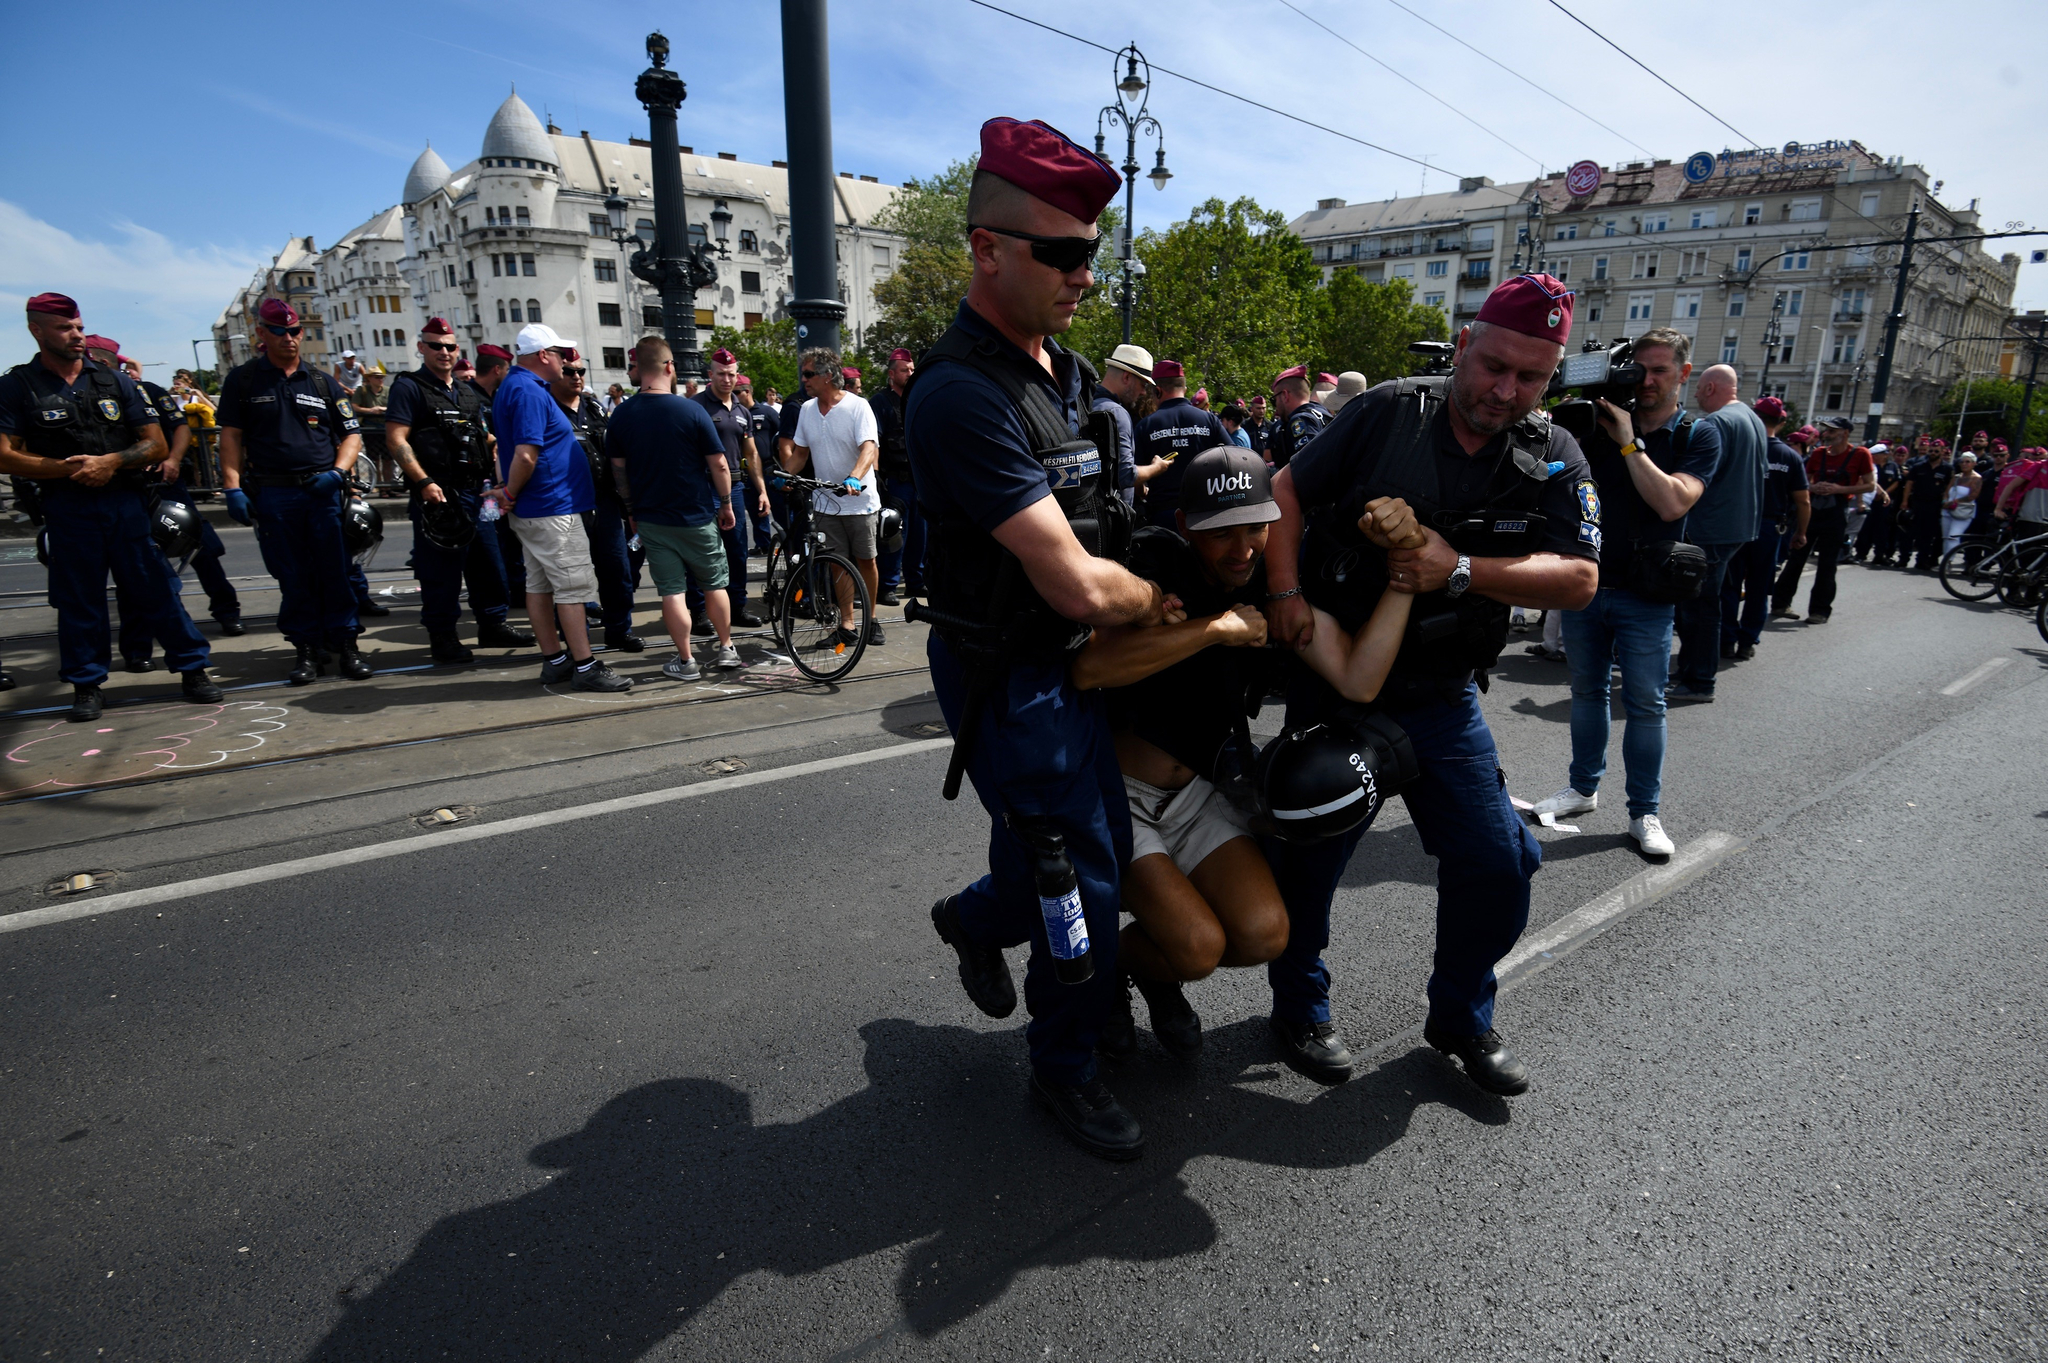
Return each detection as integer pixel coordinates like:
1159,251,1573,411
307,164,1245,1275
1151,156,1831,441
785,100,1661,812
1497,831,1743,981
1939,657,2010,697
0,738,952,936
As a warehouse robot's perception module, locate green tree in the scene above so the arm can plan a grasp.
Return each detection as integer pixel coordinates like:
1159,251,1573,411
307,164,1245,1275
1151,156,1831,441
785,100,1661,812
704,317,801,399
1319,272,1449,385
868,158,977,358
1938,374,2048,447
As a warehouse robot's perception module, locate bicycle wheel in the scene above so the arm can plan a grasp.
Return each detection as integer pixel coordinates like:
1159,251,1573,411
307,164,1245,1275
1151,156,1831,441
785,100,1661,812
761,532,788,622
2037,591,2048,645
1938,544,2001,602
778,550,870,682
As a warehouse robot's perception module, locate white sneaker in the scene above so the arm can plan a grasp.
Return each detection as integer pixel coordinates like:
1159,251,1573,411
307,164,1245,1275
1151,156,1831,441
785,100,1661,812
713,643,743,669
1532,786,1597,819
1630,814,1674,857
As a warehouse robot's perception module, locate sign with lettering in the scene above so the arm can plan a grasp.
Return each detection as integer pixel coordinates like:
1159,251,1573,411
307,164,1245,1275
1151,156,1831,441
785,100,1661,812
1565,160,1603,198
1715,141,1855,177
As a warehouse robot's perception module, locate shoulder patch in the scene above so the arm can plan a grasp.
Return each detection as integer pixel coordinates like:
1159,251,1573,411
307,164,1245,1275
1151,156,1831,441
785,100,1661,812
1575,478,1601,524
1578,521,1602,553
97,398,122,421
335,397,355,420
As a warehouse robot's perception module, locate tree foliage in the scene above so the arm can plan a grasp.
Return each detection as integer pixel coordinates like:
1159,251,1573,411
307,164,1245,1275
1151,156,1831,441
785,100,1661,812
1319,272,1449,386
1937,374,2048,447
868,158,976,358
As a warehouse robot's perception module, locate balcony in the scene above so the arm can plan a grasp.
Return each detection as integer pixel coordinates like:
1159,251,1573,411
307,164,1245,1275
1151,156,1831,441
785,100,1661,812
459,278,479,297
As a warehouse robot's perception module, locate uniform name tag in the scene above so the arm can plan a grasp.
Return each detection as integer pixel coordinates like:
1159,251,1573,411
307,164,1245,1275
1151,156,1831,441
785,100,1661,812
1042,447,1100,490
294,393,326,410
249,394,276,404
1493,518,1528,535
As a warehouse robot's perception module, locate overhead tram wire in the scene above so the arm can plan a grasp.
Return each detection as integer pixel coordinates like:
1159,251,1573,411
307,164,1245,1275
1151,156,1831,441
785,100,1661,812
1272,0,1542,170
1377,0,1653,158
1544,0,1760,149
965,0,1465,178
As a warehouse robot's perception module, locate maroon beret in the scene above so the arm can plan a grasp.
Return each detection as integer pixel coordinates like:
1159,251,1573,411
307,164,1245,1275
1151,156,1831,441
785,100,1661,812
256,298,300,328
1153,358,1185,381
977,117,1121,224
1475,273,1574,345
1788,425,1817,446
421,316,455,337
709,348,738,365
889,347,914,364
475,343,513,362
82,334,121,356
735,374,752,386
1753,396,1786,421
841,365,860,381
1271,363,1309,392
26,291,80,319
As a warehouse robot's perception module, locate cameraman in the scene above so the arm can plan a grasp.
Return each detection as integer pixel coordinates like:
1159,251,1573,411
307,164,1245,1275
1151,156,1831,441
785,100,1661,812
1530,327,1718,859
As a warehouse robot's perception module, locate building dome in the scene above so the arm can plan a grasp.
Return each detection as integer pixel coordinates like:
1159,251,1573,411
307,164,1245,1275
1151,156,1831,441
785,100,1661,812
480,91,555,167
402,144,452,204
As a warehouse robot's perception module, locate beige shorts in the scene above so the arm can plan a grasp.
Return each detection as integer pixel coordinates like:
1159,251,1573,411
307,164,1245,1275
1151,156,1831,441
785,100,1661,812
816,510,878,561
507,512,598,601
1124,772,1253,875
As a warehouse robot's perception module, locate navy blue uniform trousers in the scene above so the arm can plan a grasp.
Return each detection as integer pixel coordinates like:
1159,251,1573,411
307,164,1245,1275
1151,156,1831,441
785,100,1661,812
929,635,1130,1085
1722,522,1787,647
118,480,239,662
45,484,208,685
584,497,640,638
877,473,928,593
249,483,358,650
409,489,511,634
1263,678,1539,1038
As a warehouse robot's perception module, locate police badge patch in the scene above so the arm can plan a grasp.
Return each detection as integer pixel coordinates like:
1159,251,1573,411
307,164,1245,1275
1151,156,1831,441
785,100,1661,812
97,398,122,421
1575,478,1601,524
1579,521,1602,553
336,398,355,419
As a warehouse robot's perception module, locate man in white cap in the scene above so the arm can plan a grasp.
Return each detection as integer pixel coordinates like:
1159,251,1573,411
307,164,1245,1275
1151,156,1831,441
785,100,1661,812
490,323,631,693
335,349,366,394
1096,343,1156,507
1327,371,1369,414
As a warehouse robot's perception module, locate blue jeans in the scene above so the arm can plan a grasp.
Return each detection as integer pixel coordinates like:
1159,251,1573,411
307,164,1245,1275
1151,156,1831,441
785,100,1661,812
45,484,210,685
1673,541,1744,691
1263,679,1540,1038
1560,588,1673,818
929,635,1130,1085
1723,523,1786,647
249,483,358,651
409,489,510,634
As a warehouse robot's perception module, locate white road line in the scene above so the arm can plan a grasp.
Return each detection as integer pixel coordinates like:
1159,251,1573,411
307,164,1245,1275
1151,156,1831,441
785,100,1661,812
0,738,953,937
1497,831,1743,980
1939,657,2011,697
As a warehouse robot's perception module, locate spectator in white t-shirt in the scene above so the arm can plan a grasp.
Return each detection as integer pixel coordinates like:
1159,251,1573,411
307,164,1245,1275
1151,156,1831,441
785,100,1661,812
784,346,885,646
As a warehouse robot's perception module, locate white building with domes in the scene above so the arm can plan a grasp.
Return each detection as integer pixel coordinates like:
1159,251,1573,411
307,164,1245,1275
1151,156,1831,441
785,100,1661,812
215,92,906,383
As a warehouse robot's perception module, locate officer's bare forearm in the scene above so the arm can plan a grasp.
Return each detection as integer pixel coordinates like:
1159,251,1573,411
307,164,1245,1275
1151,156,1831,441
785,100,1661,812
740,437,768,497
0,434,73,478
708,457,732,503
1264,468,1306,591
1470,553,1597,611
332,433,363,474
165,424,191,467
384,425,429,483
117,426,168,468
217,428,245,487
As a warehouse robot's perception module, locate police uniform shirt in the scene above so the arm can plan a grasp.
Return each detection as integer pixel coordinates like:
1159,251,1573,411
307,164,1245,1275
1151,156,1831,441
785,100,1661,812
0,357,159,489
905,301,1084,535
1134,396,1230,514
137,379,189,440
1762,436,1810,523
215,355,360,474
1269,400,1332,471
1873,456,1905,502
776,393,806,449
870,386,911,483
692,389,750,484
749,401,780,456
1577,408,1720,590
1106,527,1274,779
1090,393,1137,496
1903,455,1951,510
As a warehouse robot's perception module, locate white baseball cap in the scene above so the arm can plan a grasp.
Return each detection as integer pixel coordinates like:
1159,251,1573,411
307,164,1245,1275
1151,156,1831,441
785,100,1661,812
341,349,356,359
514,322,580,356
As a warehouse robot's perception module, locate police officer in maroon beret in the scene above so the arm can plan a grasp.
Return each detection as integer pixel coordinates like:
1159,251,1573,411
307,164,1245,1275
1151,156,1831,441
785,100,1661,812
909,117,1176,1161
1260,273,1600,1096
871,346,921,603
1266,363,1333,471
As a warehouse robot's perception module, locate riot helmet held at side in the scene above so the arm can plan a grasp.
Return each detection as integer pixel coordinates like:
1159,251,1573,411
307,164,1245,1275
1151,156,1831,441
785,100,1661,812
878,504,904,554
1249,708,1419,843
341,494,384,566
415,495,476,552
148,497,203,563
35,526,51,567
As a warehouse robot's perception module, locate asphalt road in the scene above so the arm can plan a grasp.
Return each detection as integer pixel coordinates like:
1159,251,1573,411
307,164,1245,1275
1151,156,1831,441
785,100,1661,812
2,561,2043,1361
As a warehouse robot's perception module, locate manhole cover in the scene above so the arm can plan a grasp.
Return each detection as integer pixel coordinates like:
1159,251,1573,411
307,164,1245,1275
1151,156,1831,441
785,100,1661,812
413,805,479,829
700,757,748,775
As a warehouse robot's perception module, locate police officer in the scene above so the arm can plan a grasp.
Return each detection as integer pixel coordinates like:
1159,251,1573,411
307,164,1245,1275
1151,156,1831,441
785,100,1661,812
216,298,374,685
1896,436,1954,572
470,343,526,602
385,317,532,662
552,348,643,650
734,375,777,550
692,348,769,626
0,293,221,720
1132,358,1230,529
1265,363,1331,470
909,117,1174,1162
871,347,921,604
1260,273,1599,1095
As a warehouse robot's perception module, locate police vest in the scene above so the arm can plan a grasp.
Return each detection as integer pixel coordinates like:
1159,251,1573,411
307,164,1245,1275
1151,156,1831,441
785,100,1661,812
871,386,912,483
566,401,613,498
8,359,141,485
394,369,491,487
1302,376,1555,680
917,324,1131,659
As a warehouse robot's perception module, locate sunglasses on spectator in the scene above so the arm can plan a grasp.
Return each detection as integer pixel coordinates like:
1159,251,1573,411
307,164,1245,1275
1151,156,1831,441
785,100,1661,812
969,224,1102,273
422,341,459,353
264,324,304,338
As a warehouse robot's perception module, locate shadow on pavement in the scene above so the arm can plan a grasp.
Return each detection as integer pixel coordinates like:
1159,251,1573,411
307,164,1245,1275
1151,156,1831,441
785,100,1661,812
303,1017,1500,1360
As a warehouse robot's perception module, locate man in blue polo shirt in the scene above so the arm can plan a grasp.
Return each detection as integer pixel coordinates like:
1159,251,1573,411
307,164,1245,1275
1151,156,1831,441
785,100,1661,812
491,323,630,693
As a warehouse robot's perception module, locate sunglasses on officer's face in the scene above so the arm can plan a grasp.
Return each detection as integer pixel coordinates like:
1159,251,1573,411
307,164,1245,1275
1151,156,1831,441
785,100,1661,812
969,224,1103,274
422,341,459,353
264,324,304,338
565,367,587,377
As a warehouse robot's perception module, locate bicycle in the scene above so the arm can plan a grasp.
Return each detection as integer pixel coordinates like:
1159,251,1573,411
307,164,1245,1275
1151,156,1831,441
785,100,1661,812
762,475,874,683
1937,526,2048,606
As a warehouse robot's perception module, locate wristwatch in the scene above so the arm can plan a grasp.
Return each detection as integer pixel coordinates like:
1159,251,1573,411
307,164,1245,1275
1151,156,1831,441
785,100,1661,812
1619,440,1643,458
1444,554,1473,598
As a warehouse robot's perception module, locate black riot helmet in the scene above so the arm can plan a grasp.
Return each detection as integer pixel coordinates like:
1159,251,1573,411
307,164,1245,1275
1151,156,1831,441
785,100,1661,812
878,504,904,554
341,494,384,566
148,497,202,562
35,527,51,567
415,495,476,552
1251,708,1418,843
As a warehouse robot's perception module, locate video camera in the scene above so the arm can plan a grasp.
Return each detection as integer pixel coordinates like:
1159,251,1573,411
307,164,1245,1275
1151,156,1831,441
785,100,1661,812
1543,337,1646,445
1407,340,1454,376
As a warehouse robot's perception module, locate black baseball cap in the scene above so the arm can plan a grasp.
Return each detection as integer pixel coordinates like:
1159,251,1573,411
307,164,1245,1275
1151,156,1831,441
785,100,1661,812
1180,446,1280,531
1821,416,1855,430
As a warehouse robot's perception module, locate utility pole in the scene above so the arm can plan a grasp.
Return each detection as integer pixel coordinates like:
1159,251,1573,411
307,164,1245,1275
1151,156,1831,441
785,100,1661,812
1757,291,1785,401
1862,204,1917,445
780,0,844,354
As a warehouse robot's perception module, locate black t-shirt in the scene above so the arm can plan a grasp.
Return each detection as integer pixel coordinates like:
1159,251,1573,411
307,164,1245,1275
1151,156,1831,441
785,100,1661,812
1577,411,1719,589
1762,436,1810,521
1903,456,1952,509
1104,527,1275,779
693,388,750,481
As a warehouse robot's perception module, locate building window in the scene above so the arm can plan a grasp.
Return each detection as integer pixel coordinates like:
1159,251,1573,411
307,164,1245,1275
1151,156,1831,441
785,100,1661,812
1780,251,1810,272
394,329,404,345
739,229,759,253
491,255,502,278
1602,219,1618,237
1727,291,1746,317
1775,336,1795,364
1554,224,1578,240
1837,289,1867,319
507,300,521,322
1744,204,1762,225
515,207,531,226
1784,288,1803,317
1735,247,1752,272
1825,385,1844,411
465,260,475,280
1644,213,1669,232
1848,243,1874,267
521,254,537,277
1721,333,1739,364
1674,291,1702,321
1631,252,1658,279
1626,293,1656,323
1680,249,1712,276
1789,198,1822,222
1423,292,1446,310
594,258,617,282
597,302,622,327
740,270,762,293
1689,208,1715,230
1467,258,1492,281
460,216,469,232
484,207,496,225
1587,304,1603,323
1426,259,1449,277
589,214,609,236
1592,256,1609,281
643,305,663,327
1548,257,1566,282
635,219,655,242
526,299,541,323
1831,332,1857,364
872,245,891,268
687,224,708,250
603,346,627,370
744,312,763,330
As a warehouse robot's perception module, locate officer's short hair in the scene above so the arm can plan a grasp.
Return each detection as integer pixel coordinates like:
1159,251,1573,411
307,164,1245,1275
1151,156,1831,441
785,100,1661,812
1633,326,1692,368
633,335,671,372
1274,373,1311,399
966,170,1036,233
801,347,843,390
475,351,510,376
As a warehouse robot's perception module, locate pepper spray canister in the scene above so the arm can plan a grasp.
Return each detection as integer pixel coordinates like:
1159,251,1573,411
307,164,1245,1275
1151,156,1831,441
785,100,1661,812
1013,819,1093,985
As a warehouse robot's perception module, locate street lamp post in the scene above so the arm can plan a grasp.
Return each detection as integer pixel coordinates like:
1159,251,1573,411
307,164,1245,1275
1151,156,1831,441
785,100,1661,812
1757,291,1786,402
1094,44,1170,346
610,32,724,381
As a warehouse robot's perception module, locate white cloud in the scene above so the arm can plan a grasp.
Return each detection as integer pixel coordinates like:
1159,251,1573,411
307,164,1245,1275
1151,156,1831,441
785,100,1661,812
0,200,264,375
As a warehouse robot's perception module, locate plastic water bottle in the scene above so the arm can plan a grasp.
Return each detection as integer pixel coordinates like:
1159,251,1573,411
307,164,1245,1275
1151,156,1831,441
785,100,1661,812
478,495,501,524
1022,826,1092,985
628,533,642,552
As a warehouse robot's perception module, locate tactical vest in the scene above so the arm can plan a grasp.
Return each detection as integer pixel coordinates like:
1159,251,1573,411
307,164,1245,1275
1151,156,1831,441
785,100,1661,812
1301,376,1556,679
395,369,491,487
10,359,134,466
917,324,1131,659
871,386,912,483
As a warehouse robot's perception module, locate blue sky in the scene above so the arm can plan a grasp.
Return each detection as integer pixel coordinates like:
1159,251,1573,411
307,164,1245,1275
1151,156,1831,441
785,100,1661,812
5,0,2044,376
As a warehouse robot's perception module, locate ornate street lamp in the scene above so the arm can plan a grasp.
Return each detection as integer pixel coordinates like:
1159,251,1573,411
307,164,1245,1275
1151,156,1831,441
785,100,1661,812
1095,44,1169,346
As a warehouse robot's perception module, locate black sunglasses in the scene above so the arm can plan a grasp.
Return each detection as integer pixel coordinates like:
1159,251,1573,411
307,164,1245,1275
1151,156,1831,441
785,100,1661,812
565,367,587,377
969,224,1103,273
263,324,304,338
422,341,459,353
